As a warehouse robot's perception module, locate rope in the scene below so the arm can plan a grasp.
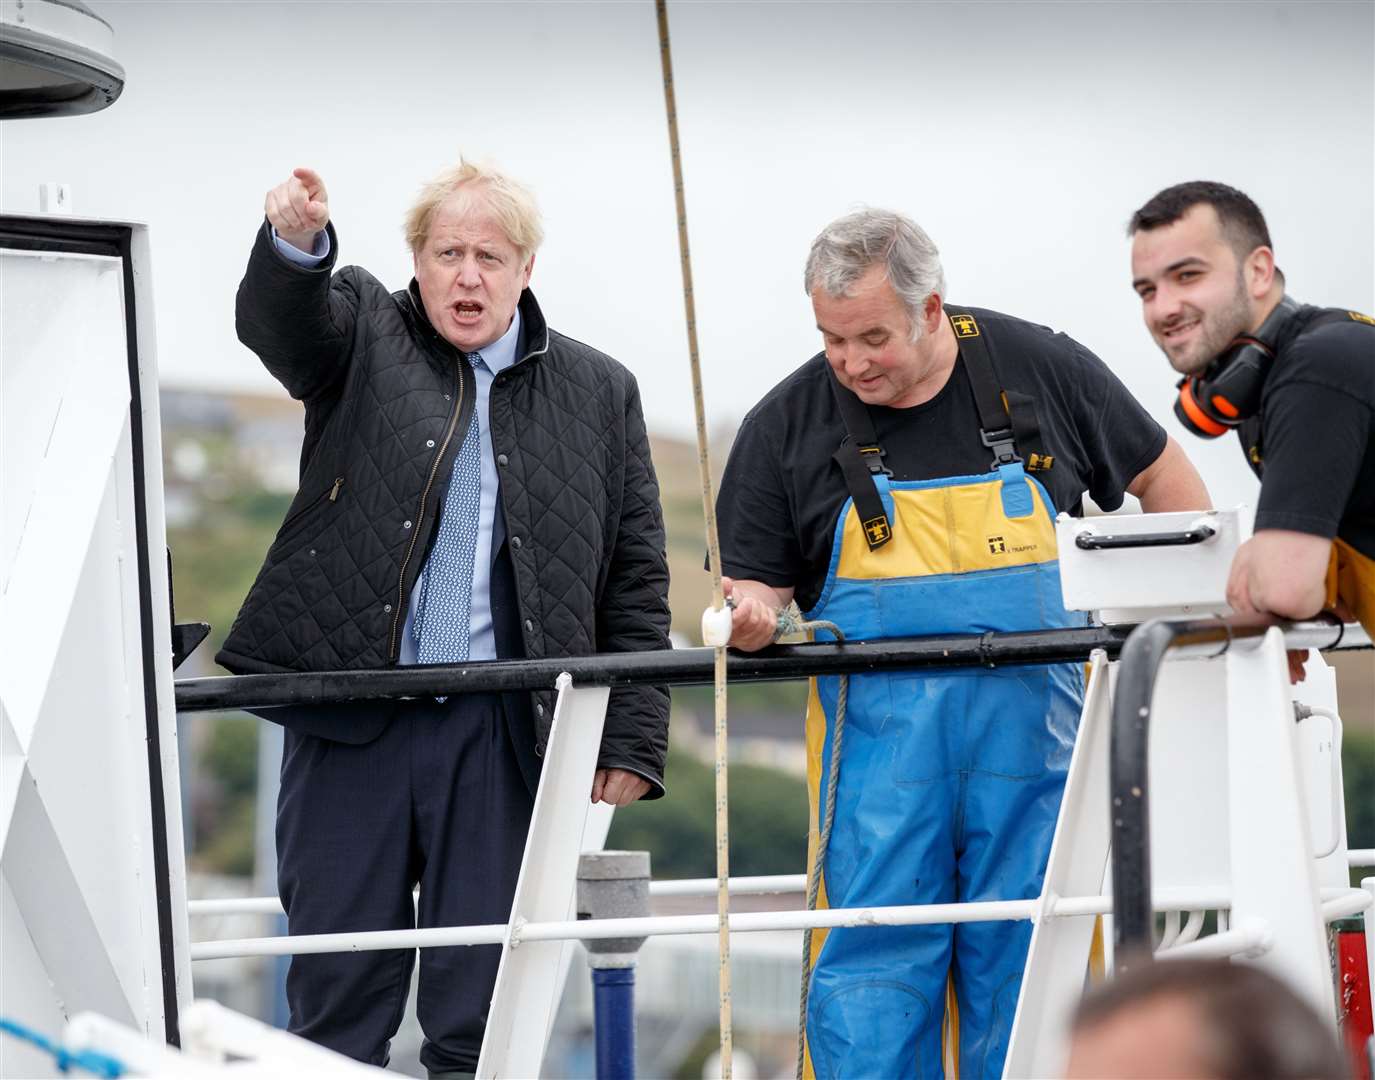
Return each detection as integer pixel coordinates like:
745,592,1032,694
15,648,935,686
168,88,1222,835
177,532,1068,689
0,1017,126,1077
786,619,847,1080
653,2,733,1074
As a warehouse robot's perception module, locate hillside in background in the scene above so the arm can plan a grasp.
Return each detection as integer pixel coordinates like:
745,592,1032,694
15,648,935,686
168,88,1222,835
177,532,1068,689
161,386,1372,885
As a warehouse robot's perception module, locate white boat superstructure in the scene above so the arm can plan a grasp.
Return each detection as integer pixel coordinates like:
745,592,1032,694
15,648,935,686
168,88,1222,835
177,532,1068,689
1,5,1371,1074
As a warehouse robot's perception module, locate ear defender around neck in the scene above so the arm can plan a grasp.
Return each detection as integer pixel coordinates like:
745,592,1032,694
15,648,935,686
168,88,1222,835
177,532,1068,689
1173,295,1298,439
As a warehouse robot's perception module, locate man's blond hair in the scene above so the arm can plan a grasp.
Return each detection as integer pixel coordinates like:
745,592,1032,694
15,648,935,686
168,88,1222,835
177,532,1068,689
403,159,544,259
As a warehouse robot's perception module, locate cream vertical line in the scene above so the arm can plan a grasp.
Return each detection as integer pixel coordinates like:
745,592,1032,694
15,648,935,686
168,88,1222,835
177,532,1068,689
653,1,733,1076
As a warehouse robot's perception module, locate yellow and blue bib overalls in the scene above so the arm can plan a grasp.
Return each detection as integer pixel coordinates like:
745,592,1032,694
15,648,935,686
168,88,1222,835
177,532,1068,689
801,312,1085,1079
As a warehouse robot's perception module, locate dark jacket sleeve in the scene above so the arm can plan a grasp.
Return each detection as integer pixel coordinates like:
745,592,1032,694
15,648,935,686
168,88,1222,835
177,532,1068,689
235,220,360,402
595,375,672,798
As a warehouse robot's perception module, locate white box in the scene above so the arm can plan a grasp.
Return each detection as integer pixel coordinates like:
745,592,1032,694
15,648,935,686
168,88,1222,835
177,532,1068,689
1056,507,1251,623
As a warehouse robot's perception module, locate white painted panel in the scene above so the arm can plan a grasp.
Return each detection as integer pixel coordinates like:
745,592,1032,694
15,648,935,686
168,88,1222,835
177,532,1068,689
1143,658,1232,892
2,768,135,1026
1,876,66,1079
478,677,610,1080
0,250,125,596
1226,631,1333,1019
0,224,191,1069
0,250,134,750
1291,655,1351,890
25,466,157,1020
1006,653,1112,1080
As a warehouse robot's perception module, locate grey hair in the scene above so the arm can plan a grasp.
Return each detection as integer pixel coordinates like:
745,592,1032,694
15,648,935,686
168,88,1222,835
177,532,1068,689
804,209,947,342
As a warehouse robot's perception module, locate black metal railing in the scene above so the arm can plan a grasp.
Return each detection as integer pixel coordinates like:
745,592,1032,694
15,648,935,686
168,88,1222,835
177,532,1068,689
174,624,1134,712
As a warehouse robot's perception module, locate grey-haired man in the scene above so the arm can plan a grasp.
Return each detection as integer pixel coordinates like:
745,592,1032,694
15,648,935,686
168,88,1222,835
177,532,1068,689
715,207,1206,1078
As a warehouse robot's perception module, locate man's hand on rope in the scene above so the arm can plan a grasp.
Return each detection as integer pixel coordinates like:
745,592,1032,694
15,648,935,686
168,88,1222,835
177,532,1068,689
591,768,651,806
717,577,796,652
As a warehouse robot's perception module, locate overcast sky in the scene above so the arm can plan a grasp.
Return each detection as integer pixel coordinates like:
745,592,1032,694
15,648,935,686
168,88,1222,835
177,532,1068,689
5,0,1372,512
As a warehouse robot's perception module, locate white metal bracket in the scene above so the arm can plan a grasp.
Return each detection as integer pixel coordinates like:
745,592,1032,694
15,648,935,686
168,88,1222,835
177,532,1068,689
476,674,612,1079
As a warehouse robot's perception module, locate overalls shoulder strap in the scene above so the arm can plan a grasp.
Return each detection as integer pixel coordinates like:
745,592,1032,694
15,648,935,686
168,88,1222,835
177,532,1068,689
824,308,1042,552
947,307,1060,474
944,307,1022,469
824,362,895,551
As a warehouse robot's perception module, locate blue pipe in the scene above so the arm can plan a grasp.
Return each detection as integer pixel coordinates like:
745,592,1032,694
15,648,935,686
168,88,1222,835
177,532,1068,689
592,966,636,1080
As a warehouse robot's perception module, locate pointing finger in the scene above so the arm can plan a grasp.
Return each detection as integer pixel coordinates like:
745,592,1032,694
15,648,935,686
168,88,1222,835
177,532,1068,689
293,167,327,202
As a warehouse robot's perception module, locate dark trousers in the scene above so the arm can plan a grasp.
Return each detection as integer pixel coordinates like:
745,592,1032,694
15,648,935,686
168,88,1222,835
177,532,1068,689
276,693,534,1073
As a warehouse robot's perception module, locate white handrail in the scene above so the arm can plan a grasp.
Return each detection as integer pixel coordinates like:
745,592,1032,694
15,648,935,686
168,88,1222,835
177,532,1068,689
187,873,814,918
192,898,1060,961
188,886,1364,962
189,877,1374,920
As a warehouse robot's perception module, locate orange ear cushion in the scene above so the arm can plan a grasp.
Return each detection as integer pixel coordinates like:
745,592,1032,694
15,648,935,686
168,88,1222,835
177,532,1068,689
1210,394,1241,418
1178,381,1229,436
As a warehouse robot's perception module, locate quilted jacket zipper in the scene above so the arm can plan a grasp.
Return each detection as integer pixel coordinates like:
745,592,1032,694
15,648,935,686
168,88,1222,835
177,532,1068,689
279,476,344,539
388,365,467,659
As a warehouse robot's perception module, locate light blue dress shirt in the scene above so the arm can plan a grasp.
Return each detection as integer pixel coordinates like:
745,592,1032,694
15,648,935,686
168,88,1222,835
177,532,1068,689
273,228,516,663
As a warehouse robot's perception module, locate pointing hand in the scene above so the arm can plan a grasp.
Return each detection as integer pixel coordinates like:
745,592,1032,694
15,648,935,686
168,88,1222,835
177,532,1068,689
264,167,330,254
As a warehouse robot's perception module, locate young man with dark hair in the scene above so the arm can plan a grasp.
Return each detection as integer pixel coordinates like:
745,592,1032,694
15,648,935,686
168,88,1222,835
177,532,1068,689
1129,180,1375,640
1065,958,1351,1080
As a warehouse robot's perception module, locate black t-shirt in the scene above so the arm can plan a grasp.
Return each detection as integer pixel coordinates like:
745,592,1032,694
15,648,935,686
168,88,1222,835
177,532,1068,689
716,306,1168,612
1246,305,1375,559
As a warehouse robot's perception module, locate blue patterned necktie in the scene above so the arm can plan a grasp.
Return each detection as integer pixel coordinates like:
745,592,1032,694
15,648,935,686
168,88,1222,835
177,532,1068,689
414,351,485,664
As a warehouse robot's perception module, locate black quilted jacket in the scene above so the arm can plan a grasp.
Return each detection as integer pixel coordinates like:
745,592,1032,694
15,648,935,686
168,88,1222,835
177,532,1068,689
216,222,671,794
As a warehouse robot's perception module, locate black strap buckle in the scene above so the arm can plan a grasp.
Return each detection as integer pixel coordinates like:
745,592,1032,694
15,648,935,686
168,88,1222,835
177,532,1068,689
858,444,894,478
980,427,1021,468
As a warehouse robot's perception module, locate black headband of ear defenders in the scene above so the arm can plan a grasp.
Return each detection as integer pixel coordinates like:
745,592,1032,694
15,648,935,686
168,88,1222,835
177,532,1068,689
1173,294,1301,438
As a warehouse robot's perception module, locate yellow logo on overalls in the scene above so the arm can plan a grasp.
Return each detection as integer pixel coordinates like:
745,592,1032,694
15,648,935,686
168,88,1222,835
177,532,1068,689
1027,452,1054,472
951,314,980,338
1348,310,1375,325
987,535,1006,555
863,517,891,545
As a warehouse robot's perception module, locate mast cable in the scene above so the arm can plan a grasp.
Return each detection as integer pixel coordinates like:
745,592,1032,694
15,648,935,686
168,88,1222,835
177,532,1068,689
653,2,733,1074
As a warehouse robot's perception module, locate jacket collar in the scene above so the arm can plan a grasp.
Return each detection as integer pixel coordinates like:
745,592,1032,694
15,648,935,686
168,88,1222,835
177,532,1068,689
405,281,551,366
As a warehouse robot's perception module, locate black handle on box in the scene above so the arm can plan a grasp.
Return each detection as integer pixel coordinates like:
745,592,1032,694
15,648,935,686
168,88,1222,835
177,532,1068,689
1074,525,1216,551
